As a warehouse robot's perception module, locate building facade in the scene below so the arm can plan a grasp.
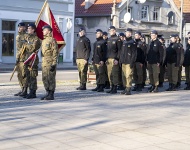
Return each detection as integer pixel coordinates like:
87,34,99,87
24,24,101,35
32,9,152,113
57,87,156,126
0,0,75,63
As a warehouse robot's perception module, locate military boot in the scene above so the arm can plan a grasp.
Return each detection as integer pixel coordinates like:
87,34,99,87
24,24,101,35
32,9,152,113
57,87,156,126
41,89,50,100
176,82,181,89
104,81,110,89
148,85,155,93
14,88,24,96
120,88,127,95
158,82,163,87
171,84,177,91
132,85,138,91
92,84,100,91
26,90,36,99
166,83,172,91
184,83,190,90
45,90,54,100
117,85,125,91
152,86,158,93
136,84,142,92
79,83,86,90
19,87,28,97
76,83,82,90
97,84,104,92
110,85,117,94
125,87,131,95
106,85,114,93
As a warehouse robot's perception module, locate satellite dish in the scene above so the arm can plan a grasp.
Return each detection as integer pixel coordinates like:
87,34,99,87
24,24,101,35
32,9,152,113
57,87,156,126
123,12,131,23
139,0,146,3
168,11,174,17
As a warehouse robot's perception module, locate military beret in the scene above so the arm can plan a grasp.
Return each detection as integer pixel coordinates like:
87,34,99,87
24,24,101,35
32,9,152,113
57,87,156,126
159,37,165,42
79,28,85,32
28,23,36,29
109,26,116,30
125,28,132,32
103,32,108,36
42,25,52,31
135,31,141,35
18,22,25,27
119,33,125,37
96,29,103,33
150,30,158,35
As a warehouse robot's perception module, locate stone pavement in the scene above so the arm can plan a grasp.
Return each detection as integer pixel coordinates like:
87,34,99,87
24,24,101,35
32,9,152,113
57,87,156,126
0,83,190,150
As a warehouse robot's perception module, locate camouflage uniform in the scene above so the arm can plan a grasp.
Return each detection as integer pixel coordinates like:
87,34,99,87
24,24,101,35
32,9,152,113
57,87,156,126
41,33,58,100
24,33,41,98
15,31,27,96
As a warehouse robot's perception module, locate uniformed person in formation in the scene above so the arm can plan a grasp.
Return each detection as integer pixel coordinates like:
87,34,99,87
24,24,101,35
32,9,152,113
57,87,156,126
147,30,164,93
15,22,27,96
158,37,166,87
183,37,190,90
75,28,91,90
165,34,181,91
24,23,41,99
41,25,58,100
102,31,110,89
132,31,146,91
106,26,122,94
91,29,107,92
120,28,137,95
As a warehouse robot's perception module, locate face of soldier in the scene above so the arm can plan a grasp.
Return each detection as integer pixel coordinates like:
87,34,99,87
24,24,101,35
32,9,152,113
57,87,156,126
109,29,116,36
120,36,125,41
43,28,51,36
27,26,35,34
96,32,102,39
170,37,177,43
79,30,85,37
151,34,157,40
135,34,141,39
103,35,108,40
125,31,132,38
18,26,25,33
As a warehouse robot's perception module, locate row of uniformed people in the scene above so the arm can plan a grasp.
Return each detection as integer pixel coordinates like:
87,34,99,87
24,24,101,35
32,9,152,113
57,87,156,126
75,26,189,95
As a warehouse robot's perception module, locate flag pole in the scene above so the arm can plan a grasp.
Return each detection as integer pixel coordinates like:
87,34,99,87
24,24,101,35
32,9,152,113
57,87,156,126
35,0,48,25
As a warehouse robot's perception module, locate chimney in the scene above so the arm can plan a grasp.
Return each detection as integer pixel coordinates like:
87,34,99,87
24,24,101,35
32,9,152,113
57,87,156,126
85,0,95,9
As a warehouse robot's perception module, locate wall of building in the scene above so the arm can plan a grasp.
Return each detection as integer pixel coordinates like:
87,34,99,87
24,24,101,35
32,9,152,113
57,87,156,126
0,0,74,63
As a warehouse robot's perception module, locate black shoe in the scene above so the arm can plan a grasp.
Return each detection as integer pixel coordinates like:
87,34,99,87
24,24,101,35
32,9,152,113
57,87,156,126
110,85,117,94
14,90,22,96
152,86,158,93
171,84,177,91
92,85,100,91
106,86,114,93
148,86,155,93
132,85,138,91
45,91,54,100
97,85,104,92
26,90,36,99
120,89,126,95
176,82,181,88
79,83,86,90
184,84,190,90
41,89,50,100
117,85,125,91
76,83,82,90
125,87,131,95
104,81,110,89
136,84,142,92
19,87,28,97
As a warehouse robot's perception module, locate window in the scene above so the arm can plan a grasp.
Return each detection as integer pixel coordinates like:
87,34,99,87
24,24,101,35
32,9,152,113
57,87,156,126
141,6,149,21
59,18,64,31
2,20,16,56
153,7,160,21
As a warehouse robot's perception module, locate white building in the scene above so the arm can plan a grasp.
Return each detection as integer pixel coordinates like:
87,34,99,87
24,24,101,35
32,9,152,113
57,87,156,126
0,0,75,63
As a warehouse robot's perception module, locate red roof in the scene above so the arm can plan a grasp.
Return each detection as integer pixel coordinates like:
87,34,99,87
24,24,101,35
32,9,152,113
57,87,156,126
75,0,122,17
173,0,190,23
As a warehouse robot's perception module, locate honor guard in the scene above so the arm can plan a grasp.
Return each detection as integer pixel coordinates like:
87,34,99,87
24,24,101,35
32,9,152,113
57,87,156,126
75,28,91,90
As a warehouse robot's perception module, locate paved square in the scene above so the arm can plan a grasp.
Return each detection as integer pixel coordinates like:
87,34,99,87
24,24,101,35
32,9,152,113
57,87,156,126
0,83,190,150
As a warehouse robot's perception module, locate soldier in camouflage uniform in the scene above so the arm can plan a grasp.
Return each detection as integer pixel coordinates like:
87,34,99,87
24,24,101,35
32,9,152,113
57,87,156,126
41,25,58,100
15,22,27,96
23,23,41,99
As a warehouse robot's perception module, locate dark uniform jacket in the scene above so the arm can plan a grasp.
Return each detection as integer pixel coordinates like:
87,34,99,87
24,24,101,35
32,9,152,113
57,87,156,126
106,34,122,60
161,43,166,66
166,43,181,67
147,39,164,64
119,37,137,67
76,35,91,61
183,44,190,66
92,37,107,64
178,43,184,66
134,39,146,64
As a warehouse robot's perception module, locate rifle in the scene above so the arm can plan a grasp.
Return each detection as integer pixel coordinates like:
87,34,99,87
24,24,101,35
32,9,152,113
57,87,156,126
10,45,26,81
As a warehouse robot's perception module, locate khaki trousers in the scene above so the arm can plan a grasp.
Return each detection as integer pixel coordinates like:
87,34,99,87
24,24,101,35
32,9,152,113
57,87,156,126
147,64,160,86
122,64,133,88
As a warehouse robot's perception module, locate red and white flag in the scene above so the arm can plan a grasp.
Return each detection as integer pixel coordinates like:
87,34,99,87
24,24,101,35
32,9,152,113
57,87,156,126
24,52,37,69
35,0,66,51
